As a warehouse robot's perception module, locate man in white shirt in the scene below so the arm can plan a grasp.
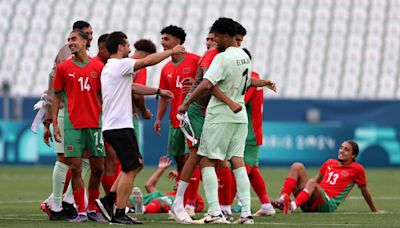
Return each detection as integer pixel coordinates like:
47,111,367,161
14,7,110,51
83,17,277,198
96,31,184,225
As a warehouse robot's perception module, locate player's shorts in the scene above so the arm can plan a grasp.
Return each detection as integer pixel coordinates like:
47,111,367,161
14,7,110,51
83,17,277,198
197,122,247,161
103,128,143,172
185,102,206,149
167,125,186,157
244,144,259,167
63,128,105,158
54,108,64,154
300,188,338,212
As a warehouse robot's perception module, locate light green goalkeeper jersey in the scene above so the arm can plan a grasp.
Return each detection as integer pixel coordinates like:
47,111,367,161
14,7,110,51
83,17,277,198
204,47,252,124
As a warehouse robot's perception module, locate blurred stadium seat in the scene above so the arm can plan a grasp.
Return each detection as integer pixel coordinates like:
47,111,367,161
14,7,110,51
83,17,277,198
0,0,399,99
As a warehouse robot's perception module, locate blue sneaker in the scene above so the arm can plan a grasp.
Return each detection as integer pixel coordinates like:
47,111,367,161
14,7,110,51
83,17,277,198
87,211,106,222
69,214,88,223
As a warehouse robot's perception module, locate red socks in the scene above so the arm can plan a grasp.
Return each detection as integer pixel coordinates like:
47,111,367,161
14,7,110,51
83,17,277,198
88,188,100,212
101,175,116,194
281,177,297,196
294,189,310,207
184,166,201,206
217,166,233,206
73,188,86,213
248,166,270,204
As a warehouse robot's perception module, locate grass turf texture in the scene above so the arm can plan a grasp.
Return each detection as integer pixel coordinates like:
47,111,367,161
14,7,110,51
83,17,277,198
0,166,399,227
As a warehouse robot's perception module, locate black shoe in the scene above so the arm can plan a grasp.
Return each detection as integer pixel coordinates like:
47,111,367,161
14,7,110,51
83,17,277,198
49,209,69,221
111,214,143,225
95,197,113,222
62,201,78,219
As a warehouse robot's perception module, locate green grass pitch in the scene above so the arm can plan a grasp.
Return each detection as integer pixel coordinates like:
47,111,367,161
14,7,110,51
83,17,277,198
0,166,399,227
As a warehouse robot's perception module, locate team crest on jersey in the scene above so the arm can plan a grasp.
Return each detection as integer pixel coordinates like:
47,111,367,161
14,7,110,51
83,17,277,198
91,72,99,78
183,67,190,74
67,146,74,151
341,170,349,176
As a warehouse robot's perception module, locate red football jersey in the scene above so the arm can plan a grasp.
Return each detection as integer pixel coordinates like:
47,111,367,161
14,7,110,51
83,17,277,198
133,68,147,85
200,48,219,69
319,159,367,205
53,57,103,129
159,52,200,127
245,72,264,145
92,56,106,65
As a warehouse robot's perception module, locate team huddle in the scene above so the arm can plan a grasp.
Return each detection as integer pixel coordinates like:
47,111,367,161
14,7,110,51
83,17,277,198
37,18,378,225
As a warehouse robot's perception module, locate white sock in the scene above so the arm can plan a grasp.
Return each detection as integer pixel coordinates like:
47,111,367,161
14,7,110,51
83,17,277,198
220,205,231,214
184,204,194,210
208,209,222,217
261,203,273,210
291,201,297,211
174,181,189,206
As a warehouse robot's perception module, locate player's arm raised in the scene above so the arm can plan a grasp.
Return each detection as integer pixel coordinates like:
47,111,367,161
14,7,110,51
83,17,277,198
360,186,378,212
145,156,172,193
133,45,185,71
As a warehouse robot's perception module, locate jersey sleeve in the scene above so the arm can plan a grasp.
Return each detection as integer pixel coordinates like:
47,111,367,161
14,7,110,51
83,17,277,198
244,86,255,103
119,58,137,76
204,54,225,86
159,67,169,90
354,165,368,187
53,64,65,93
319,161,328,176
134,68,147,85
200,49,218,70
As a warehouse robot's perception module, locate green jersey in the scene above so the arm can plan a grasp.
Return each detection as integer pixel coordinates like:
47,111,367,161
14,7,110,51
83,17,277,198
204,47,252,124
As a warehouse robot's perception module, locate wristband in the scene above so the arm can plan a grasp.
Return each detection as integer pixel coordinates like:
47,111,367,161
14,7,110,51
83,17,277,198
156,88,161,99
52,119,58,126
43,119,52,128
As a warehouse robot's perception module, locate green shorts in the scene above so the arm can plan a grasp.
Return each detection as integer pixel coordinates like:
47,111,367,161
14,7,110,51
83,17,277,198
244,144,259,166
167,125,186,157
186,102,206,149
54,108,64,154
300,188,338,212
63,128,105,158
198,122,247,161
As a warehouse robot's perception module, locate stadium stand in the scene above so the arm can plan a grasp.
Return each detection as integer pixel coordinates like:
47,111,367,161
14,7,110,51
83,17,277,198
0,0,399,99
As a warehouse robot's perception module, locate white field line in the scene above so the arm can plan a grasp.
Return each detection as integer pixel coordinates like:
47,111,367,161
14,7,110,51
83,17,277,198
0,196,399,204
0,217,396,227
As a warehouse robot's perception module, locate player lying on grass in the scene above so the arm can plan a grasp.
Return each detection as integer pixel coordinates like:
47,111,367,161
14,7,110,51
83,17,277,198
272,140,378,214
128,156,204,214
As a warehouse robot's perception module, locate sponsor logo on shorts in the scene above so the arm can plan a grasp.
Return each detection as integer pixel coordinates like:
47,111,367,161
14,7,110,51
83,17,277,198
67,146,74,151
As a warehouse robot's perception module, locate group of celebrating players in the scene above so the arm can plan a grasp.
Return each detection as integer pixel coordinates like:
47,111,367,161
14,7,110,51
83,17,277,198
37,17,379,225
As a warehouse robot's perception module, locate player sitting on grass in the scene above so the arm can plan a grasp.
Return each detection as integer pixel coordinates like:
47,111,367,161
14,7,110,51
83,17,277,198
272,140,378,214
128,156,204,214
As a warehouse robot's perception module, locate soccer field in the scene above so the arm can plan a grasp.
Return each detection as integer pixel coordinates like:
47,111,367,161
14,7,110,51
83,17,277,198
0,166,399,227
